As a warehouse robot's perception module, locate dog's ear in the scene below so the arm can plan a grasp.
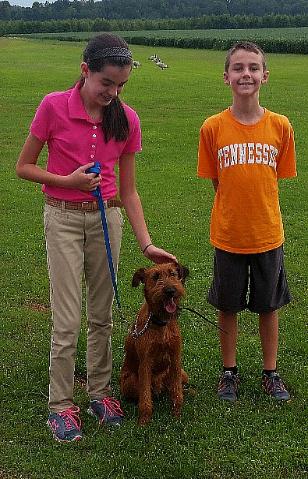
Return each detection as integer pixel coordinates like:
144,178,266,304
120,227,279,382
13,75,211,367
132,268,146,287
177,264,189,282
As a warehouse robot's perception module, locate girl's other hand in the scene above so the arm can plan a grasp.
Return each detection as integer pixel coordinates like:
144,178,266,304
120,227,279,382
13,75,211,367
143,244,177,264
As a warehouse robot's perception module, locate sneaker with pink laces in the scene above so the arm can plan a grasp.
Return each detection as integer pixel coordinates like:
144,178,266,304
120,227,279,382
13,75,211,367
88,397,124,426
47,405,83,442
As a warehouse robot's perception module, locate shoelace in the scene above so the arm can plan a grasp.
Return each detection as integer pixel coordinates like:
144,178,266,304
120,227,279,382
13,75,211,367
269,375,286,392
59,406,82,431
101,397,124,418
220,374,237,393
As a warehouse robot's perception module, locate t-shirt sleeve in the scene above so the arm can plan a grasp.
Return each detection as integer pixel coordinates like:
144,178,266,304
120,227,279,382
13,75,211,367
197,121,218,179
30,95,53,143
276,118,297,178
122,111,142,154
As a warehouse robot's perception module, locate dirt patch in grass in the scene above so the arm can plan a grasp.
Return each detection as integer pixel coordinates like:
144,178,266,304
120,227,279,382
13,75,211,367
24,300,50,313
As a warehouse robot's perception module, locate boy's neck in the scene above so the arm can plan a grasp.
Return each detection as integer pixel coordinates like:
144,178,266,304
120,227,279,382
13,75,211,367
230,98,265,125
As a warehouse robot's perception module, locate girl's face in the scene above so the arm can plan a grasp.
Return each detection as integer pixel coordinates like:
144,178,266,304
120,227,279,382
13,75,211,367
81,63,132,108
224,49,269,98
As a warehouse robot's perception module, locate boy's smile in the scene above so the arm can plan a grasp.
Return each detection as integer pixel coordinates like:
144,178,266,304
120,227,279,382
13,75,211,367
224,49,269,98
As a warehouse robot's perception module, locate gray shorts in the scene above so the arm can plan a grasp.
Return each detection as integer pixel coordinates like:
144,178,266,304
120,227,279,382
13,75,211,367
207,246,291,314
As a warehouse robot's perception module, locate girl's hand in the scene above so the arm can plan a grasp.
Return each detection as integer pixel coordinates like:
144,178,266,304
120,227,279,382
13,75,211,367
16,136,101,190
65,163,101,191
143,244,177,264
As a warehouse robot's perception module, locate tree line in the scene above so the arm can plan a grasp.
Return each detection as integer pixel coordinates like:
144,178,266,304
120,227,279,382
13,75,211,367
1,0,308,22
1,14,308,37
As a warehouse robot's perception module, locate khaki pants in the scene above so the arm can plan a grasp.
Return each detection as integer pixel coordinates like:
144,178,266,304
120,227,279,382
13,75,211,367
44,204,123,412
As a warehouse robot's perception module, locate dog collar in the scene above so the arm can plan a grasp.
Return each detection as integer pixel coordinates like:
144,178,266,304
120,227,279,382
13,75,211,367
150,315,168,327
132,313,152,339
131,312,169,339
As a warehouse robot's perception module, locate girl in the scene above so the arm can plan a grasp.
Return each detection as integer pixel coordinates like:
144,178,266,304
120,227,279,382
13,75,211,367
16,33,176,442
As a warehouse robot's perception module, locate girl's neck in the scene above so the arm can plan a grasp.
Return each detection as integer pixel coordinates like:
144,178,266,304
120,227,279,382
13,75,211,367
230,97,265,125
80,87,103,122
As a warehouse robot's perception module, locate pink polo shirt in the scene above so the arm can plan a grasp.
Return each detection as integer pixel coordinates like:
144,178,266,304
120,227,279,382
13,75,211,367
30,83,142,201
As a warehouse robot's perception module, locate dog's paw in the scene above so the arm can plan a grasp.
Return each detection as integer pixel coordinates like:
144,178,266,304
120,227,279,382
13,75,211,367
171,404,182,417
183,383,197,396
138,412,152,426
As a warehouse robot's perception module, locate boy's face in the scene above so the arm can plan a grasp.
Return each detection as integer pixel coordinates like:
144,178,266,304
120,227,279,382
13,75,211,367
224,49,269,98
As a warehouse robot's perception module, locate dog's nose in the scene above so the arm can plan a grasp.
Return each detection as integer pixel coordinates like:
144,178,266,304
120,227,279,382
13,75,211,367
164,287,176,297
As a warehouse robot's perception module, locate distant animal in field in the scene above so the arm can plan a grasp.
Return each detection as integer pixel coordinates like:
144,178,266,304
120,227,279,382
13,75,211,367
148,53,169,70
156,61,168,70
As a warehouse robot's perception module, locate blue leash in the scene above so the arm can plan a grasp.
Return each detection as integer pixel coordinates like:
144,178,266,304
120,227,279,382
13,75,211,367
86,162,121,309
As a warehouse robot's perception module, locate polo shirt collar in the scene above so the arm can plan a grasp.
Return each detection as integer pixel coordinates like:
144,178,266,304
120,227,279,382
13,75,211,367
68,82,96,122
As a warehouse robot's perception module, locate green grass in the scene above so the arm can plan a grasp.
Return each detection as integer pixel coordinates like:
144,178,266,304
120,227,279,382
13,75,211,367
0,38,307,479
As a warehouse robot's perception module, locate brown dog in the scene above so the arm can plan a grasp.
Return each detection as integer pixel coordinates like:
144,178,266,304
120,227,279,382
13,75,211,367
120,262,189,425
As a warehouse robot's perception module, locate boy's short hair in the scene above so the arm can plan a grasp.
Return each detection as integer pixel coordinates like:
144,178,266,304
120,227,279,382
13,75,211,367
225,41,267,72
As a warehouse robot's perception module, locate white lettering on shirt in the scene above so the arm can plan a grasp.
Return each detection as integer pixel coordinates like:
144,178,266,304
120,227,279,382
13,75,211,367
218,149,223,170
238,143,247,164
263,144,269,164
217,143,278,170
255,143,263,164
230,144,238,165
223,145,230,167
247,143,255,164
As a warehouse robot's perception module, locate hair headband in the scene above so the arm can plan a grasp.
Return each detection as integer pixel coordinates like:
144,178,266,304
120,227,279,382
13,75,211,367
89,47,133,61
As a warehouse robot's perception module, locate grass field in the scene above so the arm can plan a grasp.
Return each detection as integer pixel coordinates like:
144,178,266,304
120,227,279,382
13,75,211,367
0,37,307,479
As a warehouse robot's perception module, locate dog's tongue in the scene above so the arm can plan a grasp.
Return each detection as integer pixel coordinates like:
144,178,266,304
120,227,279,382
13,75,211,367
165,298,177,314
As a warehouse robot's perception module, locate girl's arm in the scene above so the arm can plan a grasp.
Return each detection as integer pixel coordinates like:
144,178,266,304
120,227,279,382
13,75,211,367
119,153,177,264
16,133,100,191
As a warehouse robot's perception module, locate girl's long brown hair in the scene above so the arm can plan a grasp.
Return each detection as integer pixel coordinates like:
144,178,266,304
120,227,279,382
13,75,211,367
81,33,133,143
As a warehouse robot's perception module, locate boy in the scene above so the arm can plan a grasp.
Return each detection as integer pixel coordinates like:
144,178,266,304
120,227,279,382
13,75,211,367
198,42,296,402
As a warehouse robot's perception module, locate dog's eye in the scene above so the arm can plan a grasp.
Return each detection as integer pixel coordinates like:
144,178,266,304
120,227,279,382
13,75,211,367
170,271,177,277
152,272,160,281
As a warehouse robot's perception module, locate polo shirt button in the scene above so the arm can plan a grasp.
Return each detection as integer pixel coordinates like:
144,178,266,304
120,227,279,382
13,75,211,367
93,134,97,138
90,154,94,159
93,125,97,129
92,144,96,148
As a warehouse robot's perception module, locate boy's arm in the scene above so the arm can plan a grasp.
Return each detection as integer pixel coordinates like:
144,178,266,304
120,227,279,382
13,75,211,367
212,179,219,192
277,119,297,179
198,124,218,181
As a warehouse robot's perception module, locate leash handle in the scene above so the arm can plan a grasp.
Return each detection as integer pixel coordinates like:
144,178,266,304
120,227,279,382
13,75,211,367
86,162,101,176
86,162,121,309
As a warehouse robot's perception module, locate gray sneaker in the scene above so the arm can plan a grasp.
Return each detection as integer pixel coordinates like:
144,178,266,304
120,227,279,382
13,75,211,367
218,371,240,402
262,372,290,401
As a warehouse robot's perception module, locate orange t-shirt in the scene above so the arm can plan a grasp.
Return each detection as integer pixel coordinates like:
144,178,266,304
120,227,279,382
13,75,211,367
198,108,297,254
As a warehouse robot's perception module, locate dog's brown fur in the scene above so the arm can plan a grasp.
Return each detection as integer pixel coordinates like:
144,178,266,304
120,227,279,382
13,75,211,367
120,262,189,425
